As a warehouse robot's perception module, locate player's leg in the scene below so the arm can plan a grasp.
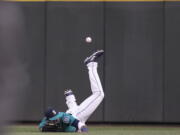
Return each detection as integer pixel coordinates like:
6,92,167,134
64,89,78,116
76,50,104,123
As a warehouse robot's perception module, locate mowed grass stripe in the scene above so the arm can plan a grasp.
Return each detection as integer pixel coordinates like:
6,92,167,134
4,0,180,2
8,125,180,135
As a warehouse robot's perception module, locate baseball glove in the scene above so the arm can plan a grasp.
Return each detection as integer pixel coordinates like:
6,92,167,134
42,120,63,132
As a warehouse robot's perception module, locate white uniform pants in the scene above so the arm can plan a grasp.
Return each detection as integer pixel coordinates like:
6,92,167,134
65,62,104,124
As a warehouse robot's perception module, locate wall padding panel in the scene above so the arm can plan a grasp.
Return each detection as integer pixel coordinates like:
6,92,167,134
105,2,164,122
164,2,180,122
15,3,46,121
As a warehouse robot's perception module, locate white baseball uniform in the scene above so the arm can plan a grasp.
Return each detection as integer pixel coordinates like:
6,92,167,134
65,62,104,124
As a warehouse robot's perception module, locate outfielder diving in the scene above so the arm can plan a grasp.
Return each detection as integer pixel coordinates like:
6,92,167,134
39,50,104,132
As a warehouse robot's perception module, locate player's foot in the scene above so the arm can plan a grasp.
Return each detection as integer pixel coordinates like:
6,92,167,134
64,89,73,97
80,125,88,133
84,50,104,65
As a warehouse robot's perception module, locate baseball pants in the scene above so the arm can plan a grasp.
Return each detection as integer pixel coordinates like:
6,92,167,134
65,62,104,124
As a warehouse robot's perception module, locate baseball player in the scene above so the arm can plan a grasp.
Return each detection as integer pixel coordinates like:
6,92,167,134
39,50,104,132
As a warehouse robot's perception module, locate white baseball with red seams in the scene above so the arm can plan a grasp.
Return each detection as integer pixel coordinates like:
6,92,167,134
65,62,104,124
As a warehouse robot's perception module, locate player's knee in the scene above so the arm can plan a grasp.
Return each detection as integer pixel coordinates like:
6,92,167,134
94,91,104,100
100,91,105,99
102,92,105,98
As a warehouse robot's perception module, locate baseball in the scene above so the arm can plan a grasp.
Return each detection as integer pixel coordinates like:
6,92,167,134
85,37,92,43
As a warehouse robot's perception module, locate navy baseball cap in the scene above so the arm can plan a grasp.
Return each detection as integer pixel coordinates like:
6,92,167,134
44,107,57,119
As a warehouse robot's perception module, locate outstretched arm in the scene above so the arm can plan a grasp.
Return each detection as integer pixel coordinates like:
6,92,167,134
38,117,47,130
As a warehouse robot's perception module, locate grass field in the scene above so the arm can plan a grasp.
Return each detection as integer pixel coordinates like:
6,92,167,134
7,124,180,135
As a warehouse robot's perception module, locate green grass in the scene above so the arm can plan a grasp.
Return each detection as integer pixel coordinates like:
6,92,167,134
7,124,180,135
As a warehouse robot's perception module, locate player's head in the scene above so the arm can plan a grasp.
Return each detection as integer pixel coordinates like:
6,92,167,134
44,107,57,119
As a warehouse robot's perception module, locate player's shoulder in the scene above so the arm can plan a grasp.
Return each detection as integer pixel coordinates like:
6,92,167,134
49,112,64,120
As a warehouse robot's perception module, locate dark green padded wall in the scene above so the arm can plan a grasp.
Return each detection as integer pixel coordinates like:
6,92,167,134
15,2,46,121
104,2,164,122
164,2,180,122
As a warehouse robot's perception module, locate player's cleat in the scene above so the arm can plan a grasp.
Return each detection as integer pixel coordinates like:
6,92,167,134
84,50,104,65
64,89,73,97
80,126,88,133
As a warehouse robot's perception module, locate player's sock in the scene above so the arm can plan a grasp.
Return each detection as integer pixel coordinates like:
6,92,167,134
87,62,98,70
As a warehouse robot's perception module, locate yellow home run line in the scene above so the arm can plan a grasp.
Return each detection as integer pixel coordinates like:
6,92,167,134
5,0,180,2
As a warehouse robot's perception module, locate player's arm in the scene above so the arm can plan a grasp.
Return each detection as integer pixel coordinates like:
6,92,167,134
38,117,47,130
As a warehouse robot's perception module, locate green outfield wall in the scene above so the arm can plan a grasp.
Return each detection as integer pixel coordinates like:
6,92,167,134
1,1,180,123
